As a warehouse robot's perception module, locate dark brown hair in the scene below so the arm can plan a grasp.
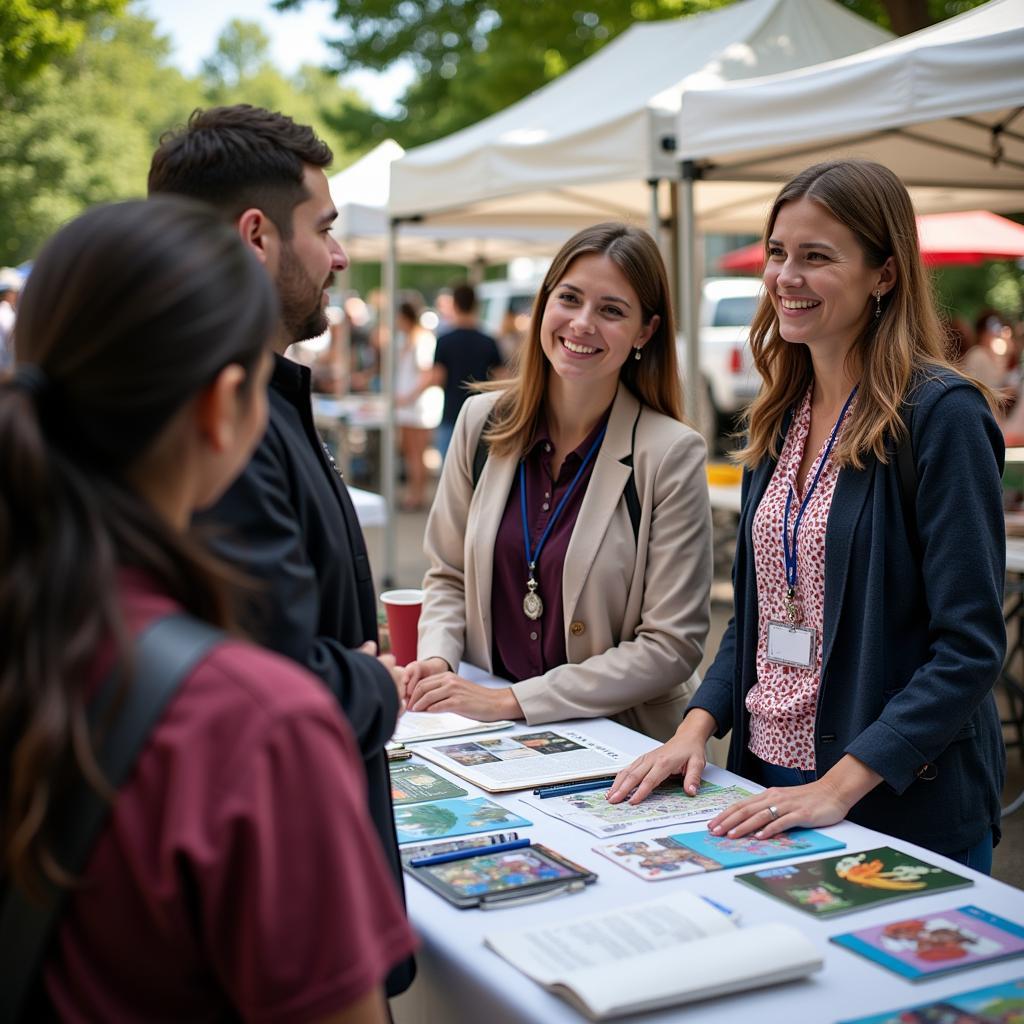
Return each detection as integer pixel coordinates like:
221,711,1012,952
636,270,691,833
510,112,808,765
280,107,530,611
147,104,332,238
482,222,683,457
452,282,477,314
0,197,277,898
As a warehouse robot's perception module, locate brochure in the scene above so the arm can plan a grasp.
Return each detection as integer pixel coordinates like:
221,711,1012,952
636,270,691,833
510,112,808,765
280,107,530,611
393,796,532,845
594,827,845,881
394,710,515,744
831,905,1024,981
411,728,632,792
736,846,972,920
484,891,822,1020
837,976,1024,1024
389,762,468,805
521,779,755,839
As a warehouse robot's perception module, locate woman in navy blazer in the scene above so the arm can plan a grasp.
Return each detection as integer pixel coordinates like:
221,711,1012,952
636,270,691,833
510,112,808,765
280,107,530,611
609,160,1006,870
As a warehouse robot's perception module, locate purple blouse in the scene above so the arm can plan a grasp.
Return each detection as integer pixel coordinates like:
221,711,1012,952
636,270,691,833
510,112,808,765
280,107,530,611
491,410,609,681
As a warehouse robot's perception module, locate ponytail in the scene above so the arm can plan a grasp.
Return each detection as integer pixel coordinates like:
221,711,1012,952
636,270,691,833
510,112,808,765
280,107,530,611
0,197,276,899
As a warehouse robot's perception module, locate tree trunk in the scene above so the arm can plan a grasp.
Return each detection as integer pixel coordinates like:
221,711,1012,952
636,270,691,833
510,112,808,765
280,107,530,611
882,0,932,35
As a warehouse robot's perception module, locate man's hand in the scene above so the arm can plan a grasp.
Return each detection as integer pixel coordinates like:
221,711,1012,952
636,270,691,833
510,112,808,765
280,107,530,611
359,641,407,719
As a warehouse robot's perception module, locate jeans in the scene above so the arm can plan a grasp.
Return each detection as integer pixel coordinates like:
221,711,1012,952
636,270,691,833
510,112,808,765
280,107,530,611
435,421,455,459
750,754,995,876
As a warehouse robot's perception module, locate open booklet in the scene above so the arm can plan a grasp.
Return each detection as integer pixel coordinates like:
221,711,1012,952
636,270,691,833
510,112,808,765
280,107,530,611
393,711,514,744
411,728,631,792
484,891,823,1021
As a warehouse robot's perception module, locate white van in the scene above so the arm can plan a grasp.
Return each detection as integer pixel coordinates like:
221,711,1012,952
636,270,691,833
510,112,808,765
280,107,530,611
477,276,763,438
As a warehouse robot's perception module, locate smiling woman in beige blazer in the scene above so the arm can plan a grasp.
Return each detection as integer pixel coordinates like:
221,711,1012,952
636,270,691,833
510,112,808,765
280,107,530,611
405,223,713,741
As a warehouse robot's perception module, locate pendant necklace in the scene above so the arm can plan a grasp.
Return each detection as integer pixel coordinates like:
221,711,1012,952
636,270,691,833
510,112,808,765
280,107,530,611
519,423,607,620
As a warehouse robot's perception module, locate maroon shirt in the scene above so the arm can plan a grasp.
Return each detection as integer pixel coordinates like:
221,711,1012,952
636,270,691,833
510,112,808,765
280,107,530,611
491,410,610,680
46,576,417,1023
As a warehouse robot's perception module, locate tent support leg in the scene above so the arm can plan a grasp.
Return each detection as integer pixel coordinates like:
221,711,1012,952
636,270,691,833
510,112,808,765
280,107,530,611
676,162,704,438
382,218,399,590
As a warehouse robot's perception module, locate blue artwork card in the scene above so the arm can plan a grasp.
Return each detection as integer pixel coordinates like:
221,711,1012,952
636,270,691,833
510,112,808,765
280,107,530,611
394,796,532,845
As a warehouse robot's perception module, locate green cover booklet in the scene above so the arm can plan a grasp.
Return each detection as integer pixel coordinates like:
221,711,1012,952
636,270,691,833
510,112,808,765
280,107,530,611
736,846,972,919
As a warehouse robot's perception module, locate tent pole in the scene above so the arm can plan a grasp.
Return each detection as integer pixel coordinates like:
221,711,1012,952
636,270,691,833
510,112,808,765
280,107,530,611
676,161,702,433
647,178,661,242
382,218,399,589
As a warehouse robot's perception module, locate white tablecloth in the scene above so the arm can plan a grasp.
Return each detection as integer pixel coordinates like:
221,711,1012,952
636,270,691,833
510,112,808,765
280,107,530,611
391,668,1024,1024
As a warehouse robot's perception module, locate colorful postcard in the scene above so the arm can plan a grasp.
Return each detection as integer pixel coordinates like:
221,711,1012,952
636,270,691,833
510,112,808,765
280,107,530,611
389,762,467,806
736,846,972,920
393,796,531,845
837,976,1024,1024
831,905,1024,981
521,780,756,839
594,827,845,881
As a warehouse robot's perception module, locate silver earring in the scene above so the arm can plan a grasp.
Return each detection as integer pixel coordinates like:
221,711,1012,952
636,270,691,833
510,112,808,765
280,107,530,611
874,290,882,318
633,347,642,361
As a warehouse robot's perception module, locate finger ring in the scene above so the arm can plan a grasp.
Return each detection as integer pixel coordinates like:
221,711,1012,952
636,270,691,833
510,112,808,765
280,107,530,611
767,805,780,820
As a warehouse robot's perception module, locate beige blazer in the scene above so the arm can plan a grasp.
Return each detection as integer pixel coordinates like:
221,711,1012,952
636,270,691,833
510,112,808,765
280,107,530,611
418,384,713,741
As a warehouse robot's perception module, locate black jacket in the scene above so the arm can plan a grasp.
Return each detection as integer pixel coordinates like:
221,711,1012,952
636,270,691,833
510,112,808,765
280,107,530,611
692,373,1006,855
198,354,414,994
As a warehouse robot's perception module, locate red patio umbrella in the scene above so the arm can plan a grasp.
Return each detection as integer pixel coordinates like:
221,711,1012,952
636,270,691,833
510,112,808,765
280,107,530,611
719,210,1024,272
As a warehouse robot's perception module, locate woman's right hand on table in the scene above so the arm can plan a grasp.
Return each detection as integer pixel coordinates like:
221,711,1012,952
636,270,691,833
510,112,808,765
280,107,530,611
606,708,717,805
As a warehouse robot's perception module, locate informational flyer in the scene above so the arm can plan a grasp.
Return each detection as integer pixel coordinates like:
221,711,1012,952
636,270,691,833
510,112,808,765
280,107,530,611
412,728,632,792
520,780,755,838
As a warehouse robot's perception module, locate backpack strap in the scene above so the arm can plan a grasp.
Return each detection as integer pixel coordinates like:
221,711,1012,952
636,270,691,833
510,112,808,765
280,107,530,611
0,613,223,1023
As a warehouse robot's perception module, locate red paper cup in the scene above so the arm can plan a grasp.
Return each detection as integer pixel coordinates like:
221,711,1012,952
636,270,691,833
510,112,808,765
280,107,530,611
380,589,423,667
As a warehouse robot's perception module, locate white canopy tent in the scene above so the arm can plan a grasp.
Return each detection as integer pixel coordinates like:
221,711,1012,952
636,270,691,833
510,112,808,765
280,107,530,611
385,0,892,432
669,0,1024,410
673,0,1024,191
387,0,891,229
328,140,569,264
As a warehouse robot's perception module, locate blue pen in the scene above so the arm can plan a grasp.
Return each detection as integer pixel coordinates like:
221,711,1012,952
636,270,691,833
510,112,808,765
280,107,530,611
700,895,741,922
536,778,616,799
409,838,531,867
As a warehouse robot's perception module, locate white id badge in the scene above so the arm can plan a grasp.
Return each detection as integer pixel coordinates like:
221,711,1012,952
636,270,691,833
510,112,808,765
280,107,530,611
767,621,817,668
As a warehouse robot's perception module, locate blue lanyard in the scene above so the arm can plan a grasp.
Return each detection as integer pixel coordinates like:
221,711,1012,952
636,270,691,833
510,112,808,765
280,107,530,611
521,424,607,578
782,386,857,598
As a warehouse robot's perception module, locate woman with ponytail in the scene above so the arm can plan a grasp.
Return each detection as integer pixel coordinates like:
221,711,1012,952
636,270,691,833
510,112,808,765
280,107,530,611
0,197,414,1022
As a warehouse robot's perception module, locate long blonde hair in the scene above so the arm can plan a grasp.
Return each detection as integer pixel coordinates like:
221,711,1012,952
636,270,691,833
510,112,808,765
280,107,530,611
481,223,683,458
737,159,987,470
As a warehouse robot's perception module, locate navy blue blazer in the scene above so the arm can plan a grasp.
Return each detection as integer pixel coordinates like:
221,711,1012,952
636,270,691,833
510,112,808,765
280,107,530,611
692,372,1007,854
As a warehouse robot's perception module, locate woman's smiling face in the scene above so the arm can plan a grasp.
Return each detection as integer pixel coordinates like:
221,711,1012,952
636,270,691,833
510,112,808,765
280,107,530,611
764,196,891,360
539,252,658,391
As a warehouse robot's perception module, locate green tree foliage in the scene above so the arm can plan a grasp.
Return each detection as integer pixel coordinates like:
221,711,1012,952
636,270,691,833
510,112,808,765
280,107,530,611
198,19,370,168
0,9,201,263
0,11,371,264
0,0,128,96
275,0,735,149
275,0,987,150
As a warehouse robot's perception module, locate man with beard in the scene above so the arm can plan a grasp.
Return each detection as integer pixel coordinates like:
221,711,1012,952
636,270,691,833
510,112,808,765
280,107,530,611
148,106,415,997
